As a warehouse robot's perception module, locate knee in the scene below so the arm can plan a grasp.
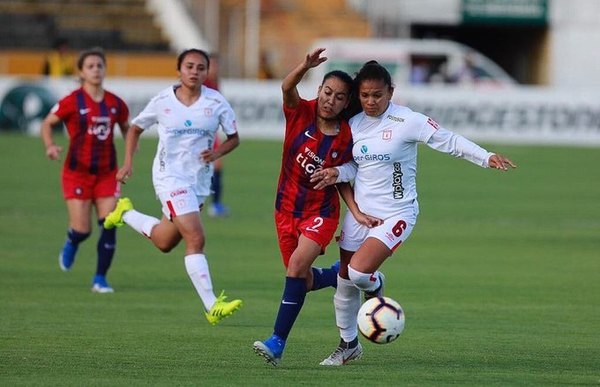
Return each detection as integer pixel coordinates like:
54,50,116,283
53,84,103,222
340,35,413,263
154,241,175,253
184,234,205,251
348,265,378,292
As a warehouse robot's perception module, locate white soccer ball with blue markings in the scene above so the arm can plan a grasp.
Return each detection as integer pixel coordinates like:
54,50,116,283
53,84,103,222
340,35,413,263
357,296,405,344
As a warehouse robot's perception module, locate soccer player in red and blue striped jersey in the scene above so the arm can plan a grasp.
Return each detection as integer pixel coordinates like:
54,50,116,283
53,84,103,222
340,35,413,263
254,49,382,366
41,47,129,293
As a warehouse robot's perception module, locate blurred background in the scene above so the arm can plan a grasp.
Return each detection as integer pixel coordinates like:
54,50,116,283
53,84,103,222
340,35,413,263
1,0,599,144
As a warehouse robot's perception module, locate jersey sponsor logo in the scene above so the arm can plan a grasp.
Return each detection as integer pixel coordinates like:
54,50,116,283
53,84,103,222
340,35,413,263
427,117,440,130
386,114,404,123
88,116,111,141
79,108,91,115
392,162,404,199
354,149,392,162
304,130,317,140
170,188,188,197
184,120,192,127
296,146,325,174
382,129,392,140
167,127,212,137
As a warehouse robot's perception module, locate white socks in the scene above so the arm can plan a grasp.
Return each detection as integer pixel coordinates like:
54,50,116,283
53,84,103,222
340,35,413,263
334,276,361,343
184,254,216,311
122,209,160,238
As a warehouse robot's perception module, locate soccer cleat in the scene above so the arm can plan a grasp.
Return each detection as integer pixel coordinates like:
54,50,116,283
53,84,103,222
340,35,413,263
364,272,385,301
253,334,286,366
58,241,77,271
320,342,363,366
205,291,242,325
91,275,114,293
103,198,133,229
208,203,229,218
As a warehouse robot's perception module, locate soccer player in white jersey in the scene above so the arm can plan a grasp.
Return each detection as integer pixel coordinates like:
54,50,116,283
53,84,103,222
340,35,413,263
103,49,242,325
311,60,516,365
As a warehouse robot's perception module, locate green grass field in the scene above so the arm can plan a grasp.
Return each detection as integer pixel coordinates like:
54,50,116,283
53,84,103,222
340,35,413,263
1,133,598,386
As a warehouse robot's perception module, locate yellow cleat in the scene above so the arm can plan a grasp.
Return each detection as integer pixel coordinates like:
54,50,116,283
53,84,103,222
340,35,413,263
205,291,243,325
103,197,133,229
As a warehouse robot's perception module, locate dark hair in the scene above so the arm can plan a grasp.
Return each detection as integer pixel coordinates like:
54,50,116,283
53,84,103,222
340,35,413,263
345,60,394,117
322,70,353,89
76,47,106,70
177,48,210,70
354,60,393,89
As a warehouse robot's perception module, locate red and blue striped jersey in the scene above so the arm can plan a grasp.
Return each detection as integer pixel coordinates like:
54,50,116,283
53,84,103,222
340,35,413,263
275,98,354,218
53,88,129,175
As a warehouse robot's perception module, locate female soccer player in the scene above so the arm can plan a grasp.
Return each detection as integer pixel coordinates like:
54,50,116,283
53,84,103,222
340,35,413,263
312,60,516,366
103,49,242,324
253,49,381,366
41,47,130,293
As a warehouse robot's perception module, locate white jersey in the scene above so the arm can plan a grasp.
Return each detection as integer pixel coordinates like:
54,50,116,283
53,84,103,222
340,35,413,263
132,85,237,196
338,102,493,220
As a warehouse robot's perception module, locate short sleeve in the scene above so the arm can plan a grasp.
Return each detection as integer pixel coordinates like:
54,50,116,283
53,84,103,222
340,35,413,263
219,98,238,136
132,96,158,130
52,94,76,121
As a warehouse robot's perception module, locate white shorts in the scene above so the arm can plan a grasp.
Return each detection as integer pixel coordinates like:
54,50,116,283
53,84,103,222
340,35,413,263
338,211,416,253
157,187,207,220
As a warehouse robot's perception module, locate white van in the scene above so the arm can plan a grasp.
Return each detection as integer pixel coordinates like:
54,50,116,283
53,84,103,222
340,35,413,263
308,38,516,87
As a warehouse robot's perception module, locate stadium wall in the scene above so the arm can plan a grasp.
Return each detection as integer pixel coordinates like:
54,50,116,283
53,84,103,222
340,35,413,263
1,76,599,147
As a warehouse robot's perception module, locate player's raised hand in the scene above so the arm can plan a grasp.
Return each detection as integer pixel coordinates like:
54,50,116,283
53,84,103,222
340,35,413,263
488,154,517,171
45,144,63,161
304,48,327,69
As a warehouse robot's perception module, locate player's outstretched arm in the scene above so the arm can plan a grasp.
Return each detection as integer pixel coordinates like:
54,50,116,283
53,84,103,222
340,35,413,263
488,154,517,171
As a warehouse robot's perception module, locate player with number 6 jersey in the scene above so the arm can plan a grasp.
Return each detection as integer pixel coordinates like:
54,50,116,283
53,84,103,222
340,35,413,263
311,60,516,366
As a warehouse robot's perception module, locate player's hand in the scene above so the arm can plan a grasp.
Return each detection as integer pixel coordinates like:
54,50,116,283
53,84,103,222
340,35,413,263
200,148,216,163
116,166,133,184
305,48,327,69
311,167,338,190
488,154,517,171
45,144,63,161
354,212,384,228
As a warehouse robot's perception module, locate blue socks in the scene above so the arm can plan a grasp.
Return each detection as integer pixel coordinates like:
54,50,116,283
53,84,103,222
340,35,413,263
211,170,222,205
310,264,339,291
273,277,307,340
96,219,116,276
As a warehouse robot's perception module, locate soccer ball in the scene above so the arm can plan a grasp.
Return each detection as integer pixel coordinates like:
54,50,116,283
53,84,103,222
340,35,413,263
357,296,405,344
